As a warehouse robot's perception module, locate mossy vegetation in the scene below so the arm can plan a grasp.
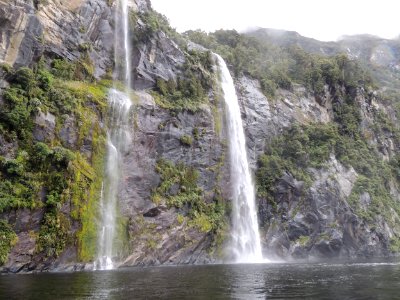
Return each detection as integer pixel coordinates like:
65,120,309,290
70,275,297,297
0,58,107,262
0,220,18,265
390,237,400,252
152,50,215,113
256,114,400,225
256,119,400,220
184,30,375,99
179,134,193,146
151,159,226,234
296,235,310,247
130,9,186,48
37,210,71,257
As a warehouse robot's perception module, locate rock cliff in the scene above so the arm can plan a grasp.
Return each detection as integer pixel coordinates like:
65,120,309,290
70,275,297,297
1,0,400,273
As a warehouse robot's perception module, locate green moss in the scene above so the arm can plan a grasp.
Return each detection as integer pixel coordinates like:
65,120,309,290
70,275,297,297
390,237,400,252
0,220,18,265
113,214,130,258
37,210,71,257
151,50,214,113
190,212,213,233
0,60,108,262
146,238,158,250
176,214,185,224
211,105,222,137
256,118,400,226
192,127,200,140
51,59,76,80
152,159,226,233
180,134,193,146
71,130,106,261
64,81,108,109
297,235,310,246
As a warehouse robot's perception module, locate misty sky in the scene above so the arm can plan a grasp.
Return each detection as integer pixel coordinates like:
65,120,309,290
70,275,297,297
151,0,399,41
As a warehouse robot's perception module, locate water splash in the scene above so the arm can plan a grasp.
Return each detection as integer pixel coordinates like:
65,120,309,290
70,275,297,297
216,54,263,263
96,0,132,270
96,89,132,270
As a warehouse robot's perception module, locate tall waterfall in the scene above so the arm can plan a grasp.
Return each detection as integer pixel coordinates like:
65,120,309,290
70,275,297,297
96,0,132,270
216,54,263,263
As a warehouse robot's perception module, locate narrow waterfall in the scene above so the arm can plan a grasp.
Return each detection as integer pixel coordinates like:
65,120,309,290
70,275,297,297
96,0,132,270
216,54,263,263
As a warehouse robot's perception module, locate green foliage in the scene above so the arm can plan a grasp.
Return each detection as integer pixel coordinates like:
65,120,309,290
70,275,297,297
51,59,76,80
132,9,185,47
0,220,18,265
192,127,200,140
3,182,40,211
180,134,193,146
296,235,310,246
78,42,92,52
68,130,106,261
0,63,12,74
256,118,400,224
31,142,52,167
72,152,104,261
1,151,28,177
52,146,75,168
152,159,225,233
13,67,36,93
51,57,95,82
0,174,41,213
37,211,71,257
185,30,374,98
390,237,400,252
37,69,54,91
0,61,107,261
153,50,214,112
256,123,340,199
0,86,33,139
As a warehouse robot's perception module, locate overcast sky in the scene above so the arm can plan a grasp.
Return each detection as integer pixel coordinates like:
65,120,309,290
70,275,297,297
150,0,399,41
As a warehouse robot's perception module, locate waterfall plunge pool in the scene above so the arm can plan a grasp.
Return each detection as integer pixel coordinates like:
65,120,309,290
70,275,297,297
2,259,400,299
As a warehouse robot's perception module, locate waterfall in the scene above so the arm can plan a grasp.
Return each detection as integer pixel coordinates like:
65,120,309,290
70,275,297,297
95,0,132,270
216,54,263,263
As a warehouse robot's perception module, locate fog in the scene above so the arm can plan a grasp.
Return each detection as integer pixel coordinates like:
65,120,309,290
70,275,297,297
151,0,399,41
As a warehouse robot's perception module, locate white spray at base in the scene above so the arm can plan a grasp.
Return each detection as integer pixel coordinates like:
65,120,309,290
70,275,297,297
95,0,132,270
216,54,264,263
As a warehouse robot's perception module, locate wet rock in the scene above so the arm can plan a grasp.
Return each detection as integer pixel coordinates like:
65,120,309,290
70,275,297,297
0,134,18,159
0,0,114,77
143,207,162,217
3,232,36,273
59,115,78,149
260,156,396,260
237,77,332,168
132,31,185,89
33,110,56,142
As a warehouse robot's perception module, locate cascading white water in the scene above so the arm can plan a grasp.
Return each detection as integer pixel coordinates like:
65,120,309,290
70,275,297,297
120,0,131,90
96,0,132,270
96,89,132,270
216,54,263,263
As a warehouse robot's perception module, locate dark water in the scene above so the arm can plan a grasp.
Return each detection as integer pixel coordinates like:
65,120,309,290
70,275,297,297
1,260,400,299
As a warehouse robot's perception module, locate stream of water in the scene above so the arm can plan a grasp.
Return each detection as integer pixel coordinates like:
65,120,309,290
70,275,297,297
216,54,263,263
96,0,132,270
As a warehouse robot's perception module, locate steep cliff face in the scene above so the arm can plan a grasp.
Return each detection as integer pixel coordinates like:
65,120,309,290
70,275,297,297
119,91,228,266
0,0,229,272
1,0,400,273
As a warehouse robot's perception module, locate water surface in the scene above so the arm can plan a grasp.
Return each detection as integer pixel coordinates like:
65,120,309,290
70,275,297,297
1,260,400,299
